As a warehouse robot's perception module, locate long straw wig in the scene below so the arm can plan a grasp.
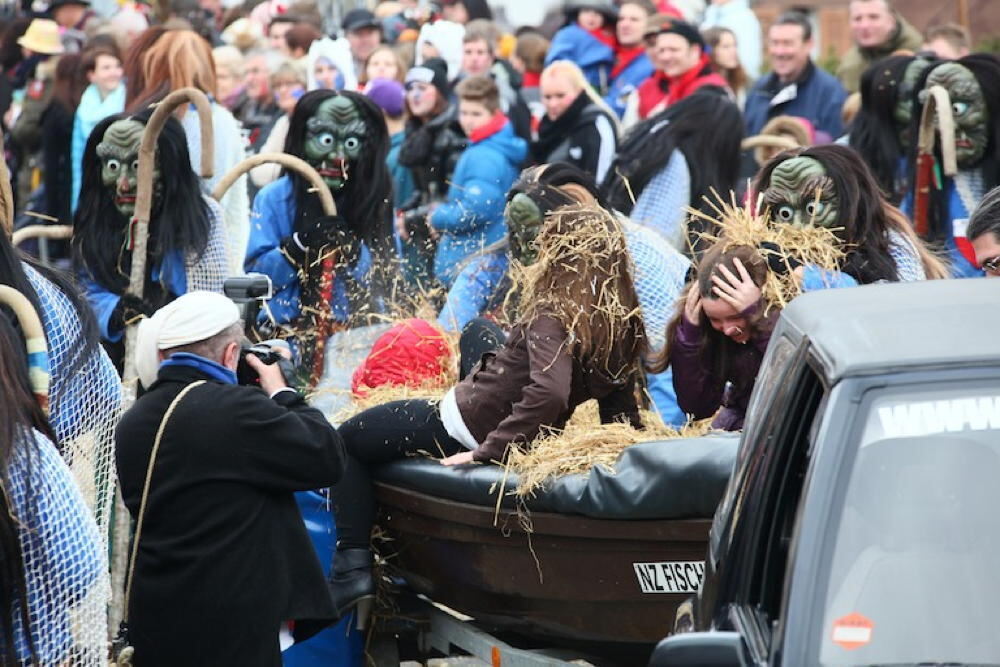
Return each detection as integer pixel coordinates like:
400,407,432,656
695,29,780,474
513,204,645,377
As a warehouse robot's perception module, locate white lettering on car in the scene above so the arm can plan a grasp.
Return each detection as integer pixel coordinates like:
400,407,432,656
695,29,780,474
878,396,1000,438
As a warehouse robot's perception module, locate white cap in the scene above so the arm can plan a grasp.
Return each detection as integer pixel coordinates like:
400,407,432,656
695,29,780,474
136,292,241,389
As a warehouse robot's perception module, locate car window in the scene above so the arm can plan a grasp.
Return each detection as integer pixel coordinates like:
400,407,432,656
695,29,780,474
816,382,1000,665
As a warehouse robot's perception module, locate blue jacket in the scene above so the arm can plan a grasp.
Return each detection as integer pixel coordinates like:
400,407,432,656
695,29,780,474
245,176,371,326
604,51,653,118
71,83,125,212
430,120,526,288
545,24,615,92
82,252,190,343
388,130,415,211
744,62,847,139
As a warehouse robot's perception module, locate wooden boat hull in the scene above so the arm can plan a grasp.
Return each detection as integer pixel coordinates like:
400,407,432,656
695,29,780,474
374,482,712,644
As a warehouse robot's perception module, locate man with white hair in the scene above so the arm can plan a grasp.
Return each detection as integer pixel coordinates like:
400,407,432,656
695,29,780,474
115,291,345,667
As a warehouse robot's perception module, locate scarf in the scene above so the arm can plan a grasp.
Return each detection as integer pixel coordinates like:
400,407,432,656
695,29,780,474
160,352,237,384
638,53,726,118
611,45,646,80
468,110,509,143
532,91,593,162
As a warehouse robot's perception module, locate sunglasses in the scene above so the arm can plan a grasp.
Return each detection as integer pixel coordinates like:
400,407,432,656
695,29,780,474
983,256,1000,274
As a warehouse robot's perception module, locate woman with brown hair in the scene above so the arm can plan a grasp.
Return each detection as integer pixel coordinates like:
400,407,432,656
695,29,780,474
702,26,750,107
124,28,248,272
651,244,774,431
328,205,646,616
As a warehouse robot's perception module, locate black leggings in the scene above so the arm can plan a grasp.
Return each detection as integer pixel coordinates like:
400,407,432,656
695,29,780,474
333,399,466,548
331,317,506,549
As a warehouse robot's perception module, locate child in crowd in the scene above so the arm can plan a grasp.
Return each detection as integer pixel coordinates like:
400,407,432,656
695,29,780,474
511,30,550,122
428,76,527,288
544,0,619,93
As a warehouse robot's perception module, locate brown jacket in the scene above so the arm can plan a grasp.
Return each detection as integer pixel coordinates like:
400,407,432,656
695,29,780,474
454,314,642,462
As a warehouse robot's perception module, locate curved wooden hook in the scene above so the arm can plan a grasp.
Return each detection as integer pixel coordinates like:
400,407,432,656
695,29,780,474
918,84,958,178
124,87,214,389
0,285,49,412
12,224,73,247
212,153,338,216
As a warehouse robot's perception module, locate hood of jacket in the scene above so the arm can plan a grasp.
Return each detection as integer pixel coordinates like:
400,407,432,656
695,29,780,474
474,119,528,165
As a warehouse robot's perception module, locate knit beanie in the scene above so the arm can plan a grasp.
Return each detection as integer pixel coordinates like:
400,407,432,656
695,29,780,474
405,57,450,98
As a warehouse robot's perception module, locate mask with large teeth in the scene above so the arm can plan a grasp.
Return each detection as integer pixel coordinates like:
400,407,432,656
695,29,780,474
97,119,163,219
303,96,367,192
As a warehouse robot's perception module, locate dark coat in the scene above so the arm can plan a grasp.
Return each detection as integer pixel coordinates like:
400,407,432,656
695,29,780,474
115,364,345,667
532,92,617,182
667,303,777,431
455,314,641,462
744,61,848,140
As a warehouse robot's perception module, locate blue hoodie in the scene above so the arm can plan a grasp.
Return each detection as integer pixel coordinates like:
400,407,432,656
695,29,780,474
430,117,526,287
545,23,615,92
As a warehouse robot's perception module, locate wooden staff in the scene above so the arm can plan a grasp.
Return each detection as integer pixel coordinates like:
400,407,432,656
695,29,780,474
0,285,48,412
913,85,958,238
212,153,339,386
121,88,214,391
111,88,214,631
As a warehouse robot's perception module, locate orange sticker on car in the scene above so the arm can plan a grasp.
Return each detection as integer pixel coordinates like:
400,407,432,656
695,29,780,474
831,612,874,650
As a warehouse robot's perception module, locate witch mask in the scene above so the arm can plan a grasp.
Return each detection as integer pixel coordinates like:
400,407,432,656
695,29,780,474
97,119,161,219
304,96,367,192
923,62,988,169
762,156,839,230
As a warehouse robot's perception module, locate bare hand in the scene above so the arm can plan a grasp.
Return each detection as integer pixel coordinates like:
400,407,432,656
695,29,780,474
440,450,475,466
395,211,409,242
683,288,702,325
246,354,289,396
711,257,762,313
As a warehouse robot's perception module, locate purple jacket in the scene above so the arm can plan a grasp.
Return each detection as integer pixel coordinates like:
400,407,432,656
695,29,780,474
668,303,777,430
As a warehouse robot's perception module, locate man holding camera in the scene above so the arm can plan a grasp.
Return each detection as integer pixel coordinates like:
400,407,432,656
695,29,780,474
115,291,345,667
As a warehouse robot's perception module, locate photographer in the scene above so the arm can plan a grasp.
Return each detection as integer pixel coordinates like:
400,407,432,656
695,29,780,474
115,291,345,667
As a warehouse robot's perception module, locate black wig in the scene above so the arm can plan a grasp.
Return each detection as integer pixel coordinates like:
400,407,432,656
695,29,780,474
754,144,900,283
282,90,394,287
850,54,932,203
908,53,1000,243
72,107,211,293
602,91,743,242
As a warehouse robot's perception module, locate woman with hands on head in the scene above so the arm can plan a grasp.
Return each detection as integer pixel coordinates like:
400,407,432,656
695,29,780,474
651,244,775,431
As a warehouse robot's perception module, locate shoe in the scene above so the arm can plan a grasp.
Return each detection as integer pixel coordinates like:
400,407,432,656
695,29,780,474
328,548,375,618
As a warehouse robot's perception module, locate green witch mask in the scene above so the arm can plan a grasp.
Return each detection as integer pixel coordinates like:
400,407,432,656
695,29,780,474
923,62,988,168
505,193,543,265
304,96,367,191
762,156,839,229
97,119,161,219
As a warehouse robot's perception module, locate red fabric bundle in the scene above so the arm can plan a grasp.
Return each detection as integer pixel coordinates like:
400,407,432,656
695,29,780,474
351,319,452,397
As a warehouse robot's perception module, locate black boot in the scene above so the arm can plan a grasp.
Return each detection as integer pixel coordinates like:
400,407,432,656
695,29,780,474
328,548,374,617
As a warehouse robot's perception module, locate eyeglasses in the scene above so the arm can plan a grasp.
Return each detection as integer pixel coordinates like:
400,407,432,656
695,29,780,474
983,256,1000,275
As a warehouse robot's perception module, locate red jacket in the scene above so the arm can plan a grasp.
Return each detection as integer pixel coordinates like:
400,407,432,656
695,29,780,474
637,53,729,119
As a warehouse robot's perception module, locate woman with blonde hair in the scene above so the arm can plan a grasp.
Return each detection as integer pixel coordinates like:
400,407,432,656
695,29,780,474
124,28,247,272
531,59,619,183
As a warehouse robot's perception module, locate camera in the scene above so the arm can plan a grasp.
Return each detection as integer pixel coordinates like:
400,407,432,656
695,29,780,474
237,342,280,386
224,274,273,336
